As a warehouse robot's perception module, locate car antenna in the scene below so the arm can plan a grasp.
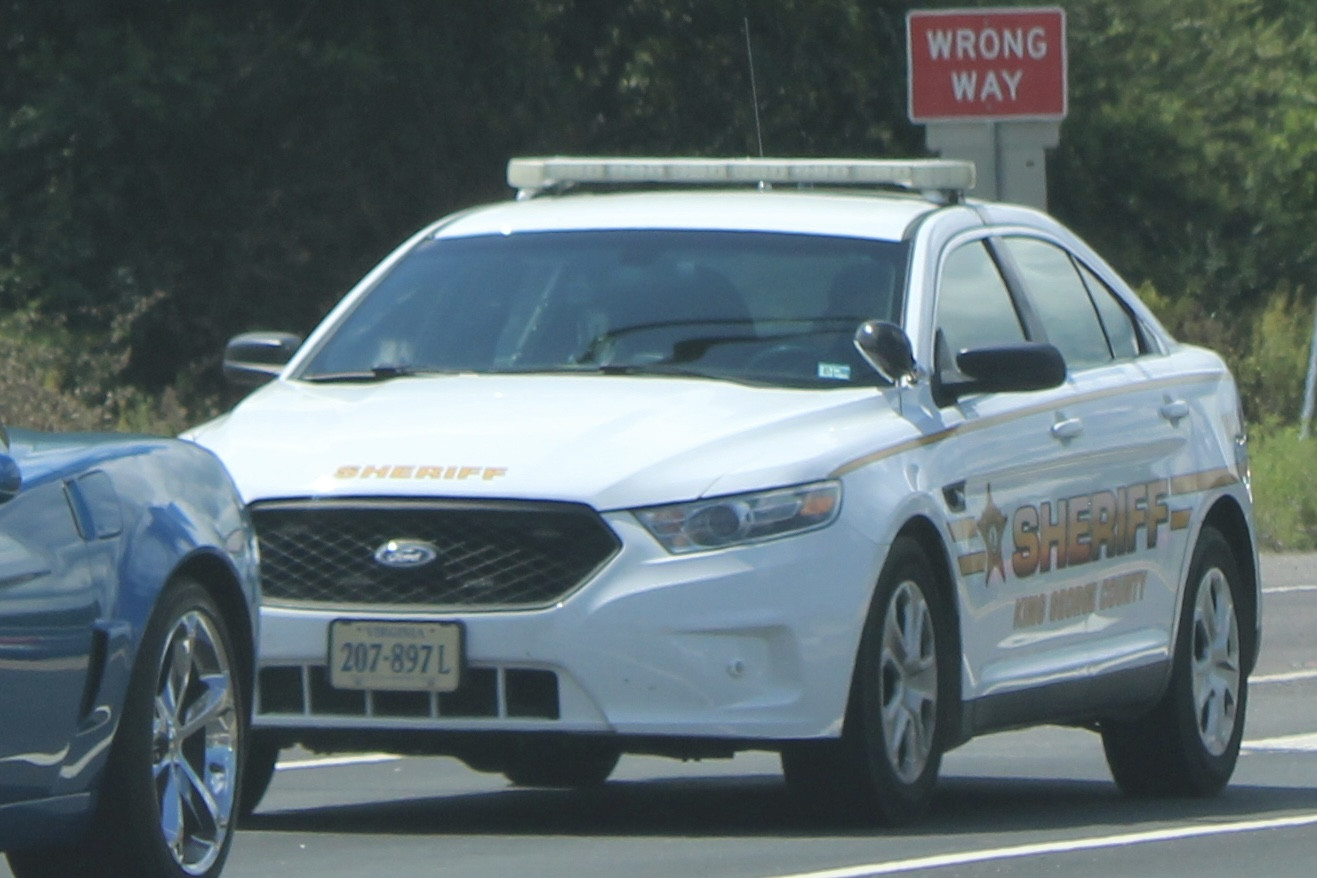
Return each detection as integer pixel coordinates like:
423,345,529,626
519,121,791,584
743,16,765,160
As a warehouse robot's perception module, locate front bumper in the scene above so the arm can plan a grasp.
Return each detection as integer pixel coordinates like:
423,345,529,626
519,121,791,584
253,512,881,745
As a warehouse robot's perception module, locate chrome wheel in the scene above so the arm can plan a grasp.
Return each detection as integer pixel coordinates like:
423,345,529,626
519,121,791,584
152,609,240,876
5,581,246,878
878,579,938,784
1190,565,1241,757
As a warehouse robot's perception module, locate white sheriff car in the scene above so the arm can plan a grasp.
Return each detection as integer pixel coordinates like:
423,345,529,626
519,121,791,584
187,157,1260,824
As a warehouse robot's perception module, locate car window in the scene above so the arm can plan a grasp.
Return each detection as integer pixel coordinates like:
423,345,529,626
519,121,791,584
1076,260,1144,359
935,239,1025,359
1000,236,1112,370
297,230,909,388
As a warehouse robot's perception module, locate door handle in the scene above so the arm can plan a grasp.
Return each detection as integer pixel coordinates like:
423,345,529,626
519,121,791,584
1051,417,1084,440
1160,398,1190,423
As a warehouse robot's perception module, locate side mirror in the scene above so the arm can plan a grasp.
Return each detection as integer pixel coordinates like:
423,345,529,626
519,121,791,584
937,342,1067,403
853,320,916,384
223,331,303,387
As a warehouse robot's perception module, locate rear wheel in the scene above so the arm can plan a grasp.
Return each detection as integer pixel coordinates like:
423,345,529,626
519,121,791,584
7,579,245,878
1102,526,1247,797
782,537,954,825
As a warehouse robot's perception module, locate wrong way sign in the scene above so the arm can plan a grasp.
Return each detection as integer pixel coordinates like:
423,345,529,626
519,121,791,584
907,7,1067,123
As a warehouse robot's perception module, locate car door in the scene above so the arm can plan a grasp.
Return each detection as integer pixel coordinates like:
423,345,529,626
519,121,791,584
915,234,1102,717
0,455,100,805
919,229,1184,729
996,234,1190,690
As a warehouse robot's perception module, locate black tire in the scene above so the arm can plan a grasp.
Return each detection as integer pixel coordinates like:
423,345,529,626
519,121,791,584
238,732,282,819
782,536,955,825
1101,526,1248,797
7,579,246,878
502,738,620,788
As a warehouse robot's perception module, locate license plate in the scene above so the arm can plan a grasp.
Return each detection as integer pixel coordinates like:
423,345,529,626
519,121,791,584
329,620,462,692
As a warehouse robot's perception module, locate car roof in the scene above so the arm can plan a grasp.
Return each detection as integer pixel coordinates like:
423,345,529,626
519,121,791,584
433,188,952,243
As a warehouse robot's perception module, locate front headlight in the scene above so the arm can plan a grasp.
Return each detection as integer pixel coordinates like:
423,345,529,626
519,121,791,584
632,481,842,554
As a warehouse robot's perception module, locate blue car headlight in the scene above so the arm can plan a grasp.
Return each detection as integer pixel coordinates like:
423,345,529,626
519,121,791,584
633,481,842,554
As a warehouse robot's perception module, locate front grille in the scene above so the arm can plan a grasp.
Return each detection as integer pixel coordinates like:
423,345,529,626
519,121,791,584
250,498,620,609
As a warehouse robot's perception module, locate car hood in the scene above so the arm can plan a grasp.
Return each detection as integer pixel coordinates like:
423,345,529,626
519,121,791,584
5,428,173,488
185,374,899,509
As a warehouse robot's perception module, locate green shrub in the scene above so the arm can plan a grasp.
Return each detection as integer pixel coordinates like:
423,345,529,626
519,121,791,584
1140,281,1317,430
1234,288,1315,430
1248,425,1317,551
0,308,201,436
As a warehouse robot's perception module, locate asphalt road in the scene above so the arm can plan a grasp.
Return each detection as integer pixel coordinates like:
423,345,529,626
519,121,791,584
14,554,1317,878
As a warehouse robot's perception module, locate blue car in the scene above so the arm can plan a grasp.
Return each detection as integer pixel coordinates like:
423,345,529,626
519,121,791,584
0,422,259,878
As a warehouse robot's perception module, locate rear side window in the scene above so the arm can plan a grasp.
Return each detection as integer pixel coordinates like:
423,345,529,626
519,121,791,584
1077,262,1143,360
1000,237,1111,370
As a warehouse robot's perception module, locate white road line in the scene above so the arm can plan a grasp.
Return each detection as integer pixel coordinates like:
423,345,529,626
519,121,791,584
1243,733,1317,753
275,721,1317,772
764,813,1317,878
1262,584,1317,594
1253,668,1317,685
276,753,402,771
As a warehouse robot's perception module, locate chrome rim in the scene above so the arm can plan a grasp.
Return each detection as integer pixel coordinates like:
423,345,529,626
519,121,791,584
879,580,938,783
152,609,239,875
1190,566,1241,757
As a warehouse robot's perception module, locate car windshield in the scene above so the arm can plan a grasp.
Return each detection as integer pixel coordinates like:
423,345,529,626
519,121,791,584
297,230,908,388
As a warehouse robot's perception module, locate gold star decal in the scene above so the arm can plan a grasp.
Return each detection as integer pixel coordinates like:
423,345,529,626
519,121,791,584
977,485,1008,584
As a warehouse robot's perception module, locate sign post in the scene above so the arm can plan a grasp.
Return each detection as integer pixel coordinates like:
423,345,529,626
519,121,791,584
907,7,1067,209
1300,296,1317,439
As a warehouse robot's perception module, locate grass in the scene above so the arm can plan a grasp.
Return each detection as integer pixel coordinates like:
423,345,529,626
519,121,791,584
1248,426,1317,551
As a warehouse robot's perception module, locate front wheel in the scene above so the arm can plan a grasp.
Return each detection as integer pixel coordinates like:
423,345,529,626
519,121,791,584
8,579,246,878
238,732,282,819
1101,526,1248,797
782,536,955,825
502,738,620,788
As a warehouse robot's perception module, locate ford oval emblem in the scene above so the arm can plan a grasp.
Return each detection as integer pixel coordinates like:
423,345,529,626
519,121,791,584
374,539,439,569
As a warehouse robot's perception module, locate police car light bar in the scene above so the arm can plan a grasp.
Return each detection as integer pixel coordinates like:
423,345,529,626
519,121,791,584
507,156,976,199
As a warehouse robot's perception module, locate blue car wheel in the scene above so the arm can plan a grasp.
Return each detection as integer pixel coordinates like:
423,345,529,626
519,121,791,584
7,578,245,878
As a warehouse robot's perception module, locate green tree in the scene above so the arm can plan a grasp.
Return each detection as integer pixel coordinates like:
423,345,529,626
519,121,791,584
1054,0,1317,310
2,0,918,417
1,1,573,400
6,0,1317,435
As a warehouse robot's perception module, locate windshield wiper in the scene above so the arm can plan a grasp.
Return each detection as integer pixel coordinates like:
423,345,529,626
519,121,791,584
591,363,754,383
301,364,431,383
